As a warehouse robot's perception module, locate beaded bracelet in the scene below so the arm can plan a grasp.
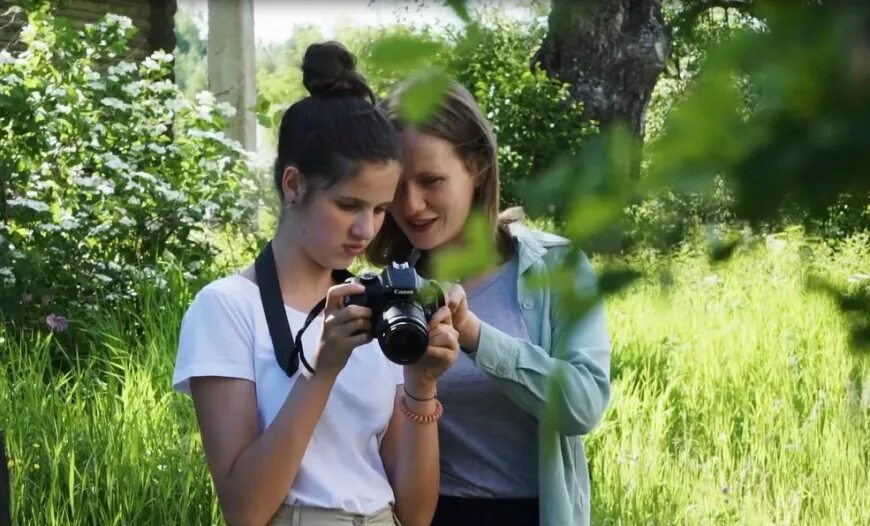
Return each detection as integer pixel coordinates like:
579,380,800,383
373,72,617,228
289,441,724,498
399,395,443,425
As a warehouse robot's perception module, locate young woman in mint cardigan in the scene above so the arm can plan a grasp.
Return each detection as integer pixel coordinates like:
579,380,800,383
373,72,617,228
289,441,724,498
366,80,611,526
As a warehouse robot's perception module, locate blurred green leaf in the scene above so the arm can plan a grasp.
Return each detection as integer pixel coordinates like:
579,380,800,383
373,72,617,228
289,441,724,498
368,35,444,73
271,107,284,128
708,236,741,263
433,210,497,283
597,267,643,295
397,68,451,125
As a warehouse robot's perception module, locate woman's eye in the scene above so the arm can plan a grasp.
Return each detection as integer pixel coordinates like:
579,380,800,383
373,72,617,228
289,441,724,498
374,206,388,215
421,177,442,188
337,201,358,211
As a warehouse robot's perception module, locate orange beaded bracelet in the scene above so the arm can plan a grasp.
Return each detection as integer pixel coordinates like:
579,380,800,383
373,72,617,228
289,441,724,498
399,395,443,424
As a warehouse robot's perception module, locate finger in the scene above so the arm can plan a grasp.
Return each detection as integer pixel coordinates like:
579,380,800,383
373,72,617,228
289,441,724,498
325,283,366,314
338,317,372,337
346,332,374,350
330,304,372,324
429,326,459,349
424,345,459,365
446,284,467,311
428,305,453,328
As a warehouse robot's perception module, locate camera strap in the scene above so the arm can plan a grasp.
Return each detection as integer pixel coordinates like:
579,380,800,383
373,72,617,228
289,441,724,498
254,241,353,378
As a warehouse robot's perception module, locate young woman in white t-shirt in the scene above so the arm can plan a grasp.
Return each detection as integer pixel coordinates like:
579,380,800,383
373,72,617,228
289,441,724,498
172,42,459,526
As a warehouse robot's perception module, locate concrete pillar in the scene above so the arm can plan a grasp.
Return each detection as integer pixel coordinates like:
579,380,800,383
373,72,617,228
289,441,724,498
207,0,256,151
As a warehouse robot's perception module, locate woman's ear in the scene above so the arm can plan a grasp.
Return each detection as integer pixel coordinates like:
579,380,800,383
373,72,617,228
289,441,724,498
465,158,485,188
281,166,304,206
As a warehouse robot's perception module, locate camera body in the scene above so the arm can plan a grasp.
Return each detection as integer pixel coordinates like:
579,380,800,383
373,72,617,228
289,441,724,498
342,262,445,365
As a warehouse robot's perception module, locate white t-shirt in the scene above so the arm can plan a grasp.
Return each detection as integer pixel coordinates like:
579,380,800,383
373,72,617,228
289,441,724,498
172,274,404,515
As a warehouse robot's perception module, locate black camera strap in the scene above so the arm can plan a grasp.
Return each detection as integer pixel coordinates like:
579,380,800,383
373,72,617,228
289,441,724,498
254,241,353,378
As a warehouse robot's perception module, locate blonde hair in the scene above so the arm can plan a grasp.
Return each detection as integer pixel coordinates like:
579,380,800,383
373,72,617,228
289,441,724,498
366,80,520,271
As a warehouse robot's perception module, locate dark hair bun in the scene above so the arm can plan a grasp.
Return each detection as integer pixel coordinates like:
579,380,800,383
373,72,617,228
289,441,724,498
302,41,373,101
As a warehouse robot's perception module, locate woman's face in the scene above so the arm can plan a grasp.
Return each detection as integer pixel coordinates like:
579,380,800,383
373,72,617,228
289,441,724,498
390,130,477,251
296,160,400,269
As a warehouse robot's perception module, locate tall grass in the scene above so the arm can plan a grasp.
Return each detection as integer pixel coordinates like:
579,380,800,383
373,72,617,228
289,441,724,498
0,270,222,524
1,231,868,524
588,231,870,524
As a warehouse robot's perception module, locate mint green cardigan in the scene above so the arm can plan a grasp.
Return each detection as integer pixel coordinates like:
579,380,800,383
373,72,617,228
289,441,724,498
471,224,611,525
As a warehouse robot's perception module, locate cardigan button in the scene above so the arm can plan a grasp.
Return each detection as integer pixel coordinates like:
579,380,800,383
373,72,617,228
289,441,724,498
522,300,534,310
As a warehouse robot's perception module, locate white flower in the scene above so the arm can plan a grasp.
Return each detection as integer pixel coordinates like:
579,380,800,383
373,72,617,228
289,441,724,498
46,86,65,98
0,51,13,64
59,216,79,230
195,91,216,105
88,80,106,92
122,82,142,97
70,175,101,188
119,215,135,227
149,80,175,93
109,61,137,76
151,50,174,63
215,102,237,118
147,143,167,155
56,104,72,114
94,273,113,284
142,57,161,71
134,171,157,184
101,97,127,110
156,186,185,203
97,182,115,195
196,105,212,120
102,153,131,172
104,14,133,31
127,196,142,206
148,123,168,136
8,197,49,212
165,97,190,112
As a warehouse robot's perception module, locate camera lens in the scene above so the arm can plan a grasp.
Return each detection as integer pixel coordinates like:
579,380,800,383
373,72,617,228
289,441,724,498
378,304,428,364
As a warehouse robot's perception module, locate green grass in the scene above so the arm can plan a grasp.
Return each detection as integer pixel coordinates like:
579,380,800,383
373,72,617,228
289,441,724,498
588,231,870,524
1,231,868,524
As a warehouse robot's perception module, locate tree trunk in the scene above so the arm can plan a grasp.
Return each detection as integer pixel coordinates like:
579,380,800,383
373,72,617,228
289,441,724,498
533,0,668,140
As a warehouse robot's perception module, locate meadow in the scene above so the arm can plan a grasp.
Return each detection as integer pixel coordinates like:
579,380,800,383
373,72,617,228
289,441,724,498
2,229,868,525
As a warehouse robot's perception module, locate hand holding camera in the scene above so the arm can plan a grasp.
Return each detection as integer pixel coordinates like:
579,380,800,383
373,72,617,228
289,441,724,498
315,282,376,376
341,262,447,365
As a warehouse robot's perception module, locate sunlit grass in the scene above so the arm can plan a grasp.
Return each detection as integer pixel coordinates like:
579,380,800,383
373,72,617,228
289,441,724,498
1,230,868,524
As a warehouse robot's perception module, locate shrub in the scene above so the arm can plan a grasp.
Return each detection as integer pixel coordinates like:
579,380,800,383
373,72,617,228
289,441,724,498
0,12,259,331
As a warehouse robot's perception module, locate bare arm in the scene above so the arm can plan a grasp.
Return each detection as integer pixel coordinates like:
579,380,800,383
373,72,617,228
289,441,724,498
190,283,372,526
380,307,458,526
191,372,339,526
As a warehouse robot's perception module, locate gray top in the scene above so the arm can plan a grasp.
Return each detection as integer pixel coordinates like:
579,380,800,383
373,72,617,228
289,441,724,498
438,254,539,498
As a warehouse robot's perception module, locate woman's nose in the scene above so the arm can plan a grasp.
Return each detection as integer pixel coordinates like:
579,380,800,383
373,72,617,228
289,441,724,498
401,185,426,217
351,211,375,240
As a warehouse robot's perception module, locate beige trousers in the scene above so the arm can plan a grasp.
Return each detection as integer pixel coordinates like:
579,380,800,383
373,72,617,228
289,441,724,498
267,505,401,526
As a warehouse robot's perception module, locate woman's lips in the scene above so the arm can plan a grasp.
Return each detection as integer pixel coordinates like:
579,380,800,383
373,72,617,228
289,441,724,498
342,243,365,256
406,217,437,234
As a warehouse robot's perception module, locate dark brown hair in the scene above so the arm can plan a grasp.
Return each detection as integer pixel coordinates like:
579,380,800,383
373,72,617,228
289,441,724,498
273,41,400,203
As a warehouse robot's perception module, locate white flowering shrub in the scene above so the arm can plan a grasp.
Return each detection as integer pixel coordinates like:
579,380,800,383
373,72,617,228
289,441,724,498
0,12,260,330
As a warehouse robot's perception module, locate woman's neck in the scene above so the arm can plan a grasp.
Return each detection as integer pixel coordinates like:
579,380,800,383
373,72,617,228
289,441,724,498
267,231,335,312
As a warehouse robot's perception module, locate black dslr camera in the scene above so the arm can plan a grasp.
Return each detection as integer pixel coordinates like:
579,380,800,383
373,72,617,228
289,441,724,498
342,262,445,365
